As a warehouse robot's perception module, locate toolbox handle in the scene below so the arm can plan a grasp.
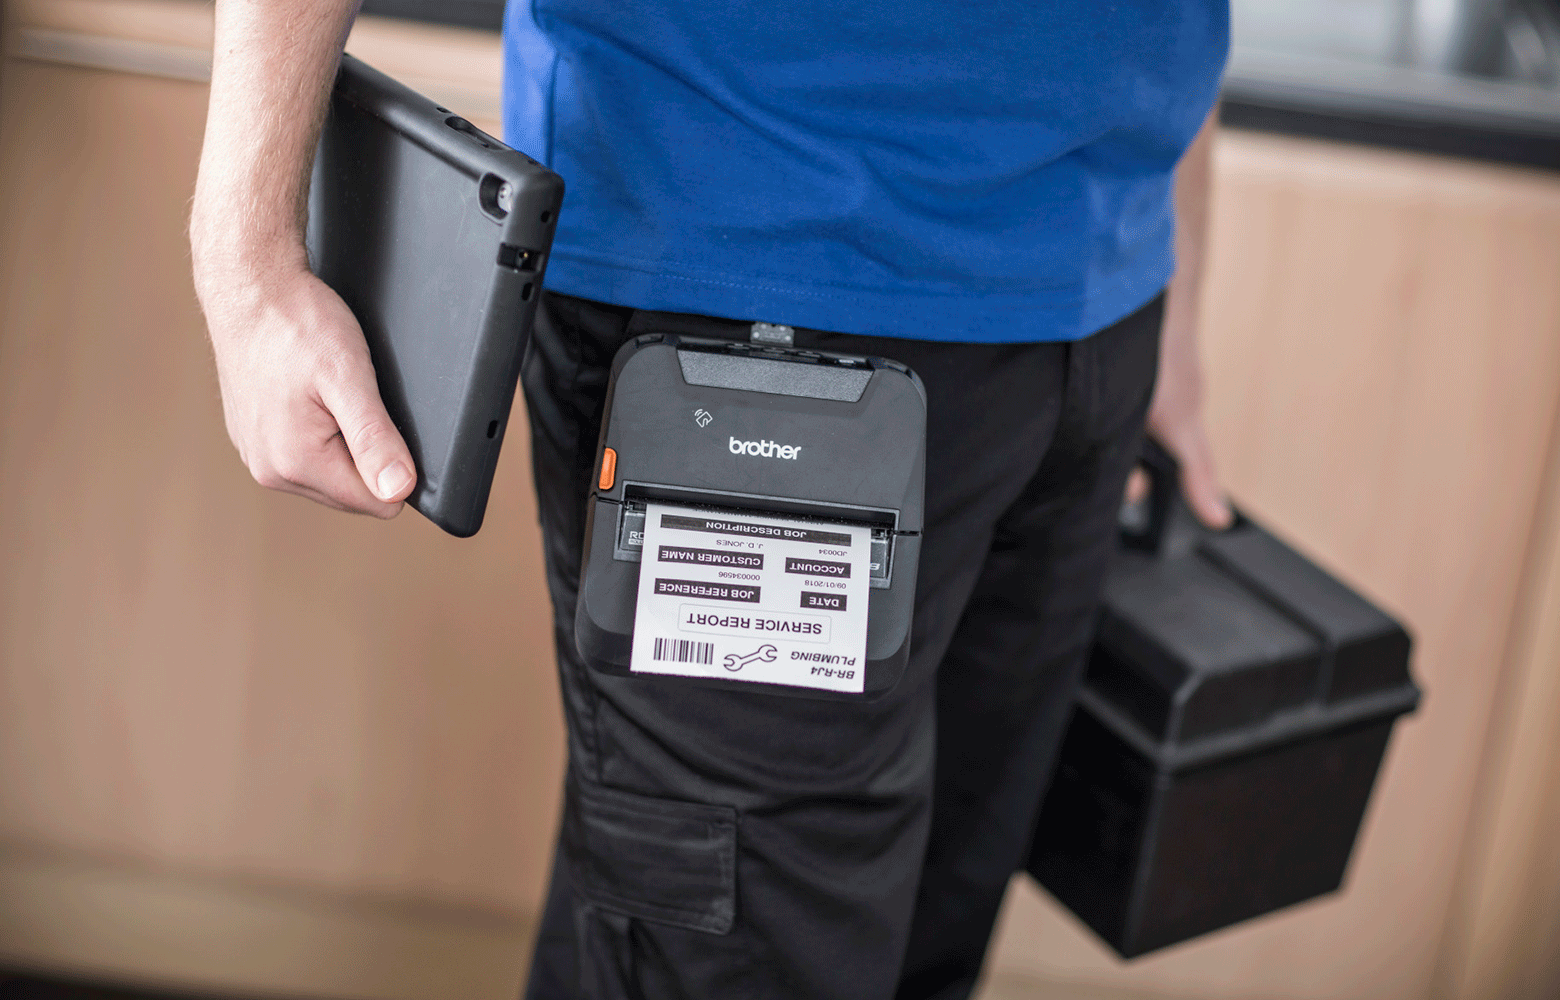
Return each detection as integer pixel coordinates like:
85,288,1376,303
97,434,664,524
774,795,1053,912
1118,436,1181,555
1119,436,1243,556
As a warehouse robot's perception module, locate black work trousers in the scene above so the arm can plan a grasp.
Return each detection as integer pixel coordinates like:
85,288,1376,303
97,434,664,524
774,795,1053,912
521,292,1162,1000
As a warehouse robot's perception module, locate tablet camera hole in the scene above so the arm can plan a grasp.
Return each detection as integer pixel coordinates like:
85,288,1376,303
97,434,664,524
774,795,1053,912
487,420,499,439
540,210,553,224
478,173,511,220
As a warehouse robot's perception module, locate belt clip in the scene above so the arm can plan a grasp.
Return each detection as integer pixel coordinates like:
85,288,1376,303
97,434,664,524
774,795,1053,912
750,322,795,347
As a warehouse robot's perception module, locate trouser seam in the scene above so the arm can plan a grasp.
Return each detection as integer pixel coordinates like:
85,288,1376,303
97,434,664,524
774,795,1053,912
566,299,607,785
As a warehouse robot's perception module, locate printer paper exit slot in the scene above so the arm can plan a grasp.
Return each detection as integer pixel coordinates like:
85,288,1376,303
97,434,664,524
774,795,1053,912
613,497,893,589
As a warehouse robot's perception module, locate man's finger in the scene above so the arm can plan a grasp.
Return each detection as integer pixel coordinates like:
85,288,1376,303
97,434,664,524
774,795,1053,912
1163,425,1232,530
259,426,405,518
271,476,359,514
1124,467,1150,504
308,434,406,517
319,368,417,503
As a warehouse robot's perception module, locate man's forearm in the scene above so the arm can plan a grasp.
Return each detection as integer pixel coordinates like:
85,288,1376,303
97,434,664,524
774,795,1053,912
1145,103,1229,527
190,0,361,296
191,0,416,516
1164,105,1215,353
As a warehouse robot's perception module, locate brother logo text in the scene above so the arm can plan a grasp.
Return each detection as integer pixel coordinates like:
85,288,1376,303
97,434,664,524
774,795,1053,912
729,437,802,460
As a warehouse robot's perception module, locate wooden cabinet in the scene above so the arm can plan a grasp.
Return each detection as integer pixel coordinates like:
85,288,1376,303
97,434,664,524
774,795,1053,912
0,5,555,995
986,131,1560,1000
3,3,1559,997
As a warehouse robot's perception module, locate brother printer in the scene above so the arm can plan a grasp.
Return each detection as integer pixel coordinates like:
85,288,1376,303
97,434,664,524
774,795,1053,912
574,334,927,700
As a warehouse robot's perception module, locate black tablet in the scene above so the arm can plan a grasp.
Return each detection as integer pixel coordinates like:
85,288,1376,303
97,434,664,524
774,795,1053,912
306,54,564,537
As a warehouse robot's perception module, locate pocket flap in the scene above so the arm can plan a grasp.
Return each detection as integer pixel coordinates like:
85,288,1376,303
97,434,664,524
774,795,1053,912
565,781,738,935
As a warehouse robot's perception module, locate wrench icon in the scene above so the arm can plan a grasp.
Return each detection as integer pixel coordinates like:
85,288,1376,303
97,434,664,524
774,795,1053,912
724,644,778,672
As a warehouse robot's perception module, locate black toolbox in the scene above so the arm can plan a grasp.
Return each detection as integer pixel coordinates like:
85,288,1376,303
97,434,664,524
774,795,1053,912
1026,445,1421,958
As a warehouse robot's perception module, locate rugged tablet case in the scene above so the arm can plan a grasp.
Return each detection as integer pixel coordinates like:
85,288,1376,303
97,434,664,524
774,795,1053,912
306,54,564,537
1027,442,1420,957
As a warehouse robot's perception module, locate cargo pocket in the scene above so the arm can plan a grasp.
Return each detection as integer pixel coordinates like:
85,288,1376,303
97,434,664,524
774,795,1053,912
564,780,738,935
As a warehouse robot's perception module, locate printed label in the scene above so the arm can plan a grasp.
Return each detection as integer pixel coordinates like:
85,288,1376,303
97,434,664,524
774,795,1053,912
658,545,764,569
651,578,760,603
784,556,850,578
630,502,871,693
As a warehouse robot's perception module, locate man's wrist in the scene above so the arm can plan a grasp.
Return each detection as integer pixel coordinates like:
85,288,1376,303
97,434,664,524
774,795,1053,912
190,209,310,306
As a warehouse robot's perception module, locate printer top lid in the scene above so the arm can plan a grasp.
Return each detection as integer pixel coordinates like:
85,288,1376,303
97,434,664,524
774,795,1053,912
594,335,927,533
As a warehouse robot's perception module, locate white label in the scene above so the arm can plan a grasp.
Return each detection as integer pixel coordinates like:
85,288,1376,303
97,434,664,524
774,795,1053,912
629,502,872,693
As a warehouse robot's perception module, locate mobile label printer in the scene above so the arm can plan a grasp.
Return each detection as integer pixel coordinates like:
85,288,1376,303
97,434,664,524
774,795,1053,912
575,335,926,700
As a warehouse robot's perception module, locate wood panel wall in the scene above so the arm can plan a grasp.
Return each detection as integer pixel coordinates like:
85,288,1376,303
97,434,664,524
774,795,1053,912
3,3,1560,998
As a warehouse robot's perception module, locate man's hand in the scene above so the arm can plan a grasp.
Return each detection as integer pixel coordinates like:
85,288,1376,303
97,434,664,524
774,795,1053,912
1145,326,1230,529
200,262,414,515
1134,102,1231,530
191,0,411,517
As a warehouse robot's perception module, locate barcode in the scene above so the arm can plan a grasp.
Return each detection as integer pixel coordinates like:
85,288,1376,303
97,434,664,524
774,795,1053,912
653,638,714,665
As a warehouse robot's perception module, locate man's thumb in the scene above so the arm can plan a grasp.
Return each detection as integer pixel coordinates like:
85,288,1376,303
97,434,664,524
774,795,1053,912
326,385,416,503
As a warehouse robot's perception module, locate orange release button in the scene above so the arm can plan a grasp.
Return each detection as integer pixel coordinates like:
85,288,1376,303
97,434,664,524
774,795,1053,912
599,447,617,491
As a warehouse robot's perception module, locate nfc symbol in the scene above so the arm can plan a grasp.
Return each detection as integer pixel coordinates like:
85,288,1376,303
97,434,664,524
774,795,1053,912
693,408,713,429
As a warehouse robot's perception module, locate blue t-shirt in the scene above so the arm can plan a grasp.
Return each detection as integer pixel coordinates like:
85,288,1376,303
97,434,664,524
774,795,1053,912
504,2,1228,343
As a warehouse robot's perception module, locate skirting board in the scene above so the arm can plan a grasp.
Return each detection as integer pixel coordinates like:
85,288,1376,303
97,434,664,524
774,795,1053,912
0,841,1167,1000
0,842,533,1000
979,976,1176,1000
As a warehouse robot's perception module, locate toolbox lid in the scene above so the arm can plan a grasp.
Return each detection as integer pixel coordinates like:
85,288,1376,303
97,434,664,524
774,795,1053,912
1202,528,1413,704
1084,498,1420,772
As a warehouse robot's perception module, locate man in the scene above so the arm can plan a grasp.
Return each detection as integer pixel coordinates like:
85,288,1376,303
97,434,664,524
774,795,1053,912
190,2,1231,997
